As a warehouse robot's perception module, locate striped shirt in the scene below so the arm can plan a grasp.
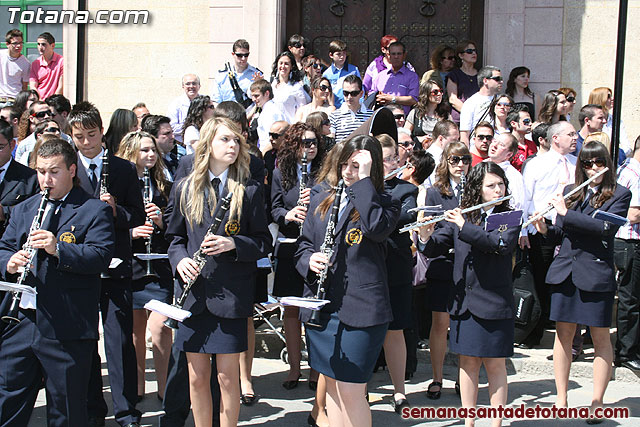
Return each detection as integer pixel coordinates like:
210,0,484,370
616,157,640,240
329,103,373,143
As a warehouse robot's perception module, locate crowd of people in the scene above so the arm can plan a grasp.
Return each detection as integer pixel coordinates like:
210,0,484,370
0,28,638,427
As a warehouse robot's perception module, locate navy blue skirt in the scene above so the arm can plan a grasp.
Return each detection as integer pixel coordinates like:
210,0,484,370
388,282,412,330
305,312,388,383
550,276,615,328
449,311,514,358
132,280,172,310
272,243,304,297
175,309,248,354
427,279,452,313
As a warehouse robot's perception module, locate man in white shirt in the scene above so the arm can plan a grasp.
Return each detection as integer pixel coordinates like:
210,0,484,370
518,120,577,348
329,74,373,143
486,133,524,210
250,79,286,149
167,74,201,143
459,65,502,145
0,29,30,107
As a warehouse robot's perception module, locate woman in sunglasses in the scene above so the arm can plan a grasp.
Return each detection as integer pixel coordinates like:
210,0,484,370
531,141,631,420
446,40,479,124
419,141,470,400
588,87,632,155
301,55,324,92
271,122,324,391
536,90,569,125
418,161,519,427
181,95,215,155
287,34,307,73
558,87,577,121
295,77,335,123
306,111,335,152
405,80,451,145
421,44,455,91
488,94,514,136
506,66,537,118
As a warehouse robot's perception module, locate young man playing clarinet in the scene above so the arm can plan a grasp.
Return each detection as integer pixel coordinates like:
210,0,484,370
0,139,115,426
68,102,146,427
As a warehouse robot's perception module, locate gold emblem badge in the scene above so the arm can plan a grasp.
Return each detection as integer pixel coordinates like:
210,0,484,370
59,232,76,244
345,228,363,246
498,224,508,232
225,219,240,236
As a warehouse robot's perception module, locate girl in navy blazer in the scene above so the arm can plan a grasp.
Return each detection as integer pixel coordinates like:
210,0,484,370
418,162,520,427
117,130,173,402
271,122,324,390
422,141,471,399
295,135,400,427
166,117,272,427
532,141,631,416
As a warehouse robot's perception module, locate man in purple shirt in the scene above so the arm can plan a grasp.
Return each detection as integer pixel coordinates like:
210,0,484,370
370,41,419,115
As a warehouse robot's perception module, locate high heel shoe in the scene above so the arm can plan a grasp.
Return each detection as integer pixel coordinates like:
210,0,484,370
282,373,302,390
426,381,442,400
307,413,318,427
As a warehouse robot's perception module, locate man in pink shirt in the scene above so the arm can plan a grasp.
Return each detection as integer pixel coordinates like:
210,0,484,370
29,32,63,100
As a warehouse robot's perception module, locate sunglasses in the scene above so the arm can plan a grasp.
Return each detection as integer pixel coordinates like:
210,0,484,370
269,132,281,140
312,63,322,70
464,48,477,54
566,96,576,103
430,89,444,96
399,141,413,149
321,119,330,126
234,52,249,58
290,42,304,48
302,138,317,147
207,104,215,110
522,118,532,125
580,158,606,168
497,102,511,107
487,76,503,82
476,134,494,141
441,55,455,61
32,110,52,119
45,127,60,133
448,155,472,165
343,90,361,98
319,85,331,92
393,114,405,120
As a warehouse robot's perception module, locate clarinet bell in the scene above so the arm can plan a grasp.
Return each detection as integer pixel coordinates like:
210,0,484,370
164,317,179,330
1,294,22,325
143,260,159,279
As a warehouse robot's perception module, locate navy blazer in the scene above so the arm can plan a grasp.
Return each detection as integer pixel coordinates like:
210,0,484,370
424,185,459,282
166,179,272,318
76,153,145,279
0,160,39,236
422,205,521,320
295,177,401,328
0,186,115,340
545,184,631,292
384,177,417,287
131,178,172,284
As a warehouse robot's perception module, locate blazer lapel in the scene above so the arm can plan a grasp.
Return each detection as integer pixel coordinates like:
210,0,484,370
0,162,21,203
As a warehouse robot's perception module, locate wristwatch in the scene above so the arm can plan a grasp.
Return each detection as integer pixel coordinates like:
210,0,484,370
392,96,397,103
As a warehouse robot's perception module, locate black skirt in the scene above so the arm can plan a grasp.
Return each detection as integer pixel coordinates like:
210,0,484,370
305,312,388,383
449,310,514,358
388,282,412,330
272,242,305,297
550,275,615,328
427,279,453,313
175,309,248,354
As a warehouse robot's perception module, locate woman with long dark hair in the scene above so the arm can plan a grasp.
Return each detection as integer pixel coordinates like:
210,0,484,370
532,141,631,419
404,79,451,144
295,77,335,122
271,51,311,123
418,162,520,427
537,90,569,125
182,95,215,155
104,108,137,153
271,122,324,390
505,66,536,116
421,141,471,400
421,44,456,90
295,135,400,427
488,94,514,136
446,40,479,124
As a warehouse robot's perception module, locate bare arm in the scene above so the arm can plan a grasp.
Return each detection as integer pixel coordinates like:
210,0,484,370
447,80,463,111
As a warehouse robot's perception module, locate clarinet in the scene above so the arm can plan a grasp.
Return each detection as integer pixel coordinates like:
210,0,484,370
458,171,466,205
307,180,344,328
1,189,51,324
298,150,309,236
226,62,253,108
142,168,157,278
164,192,234,329
100,149,109,196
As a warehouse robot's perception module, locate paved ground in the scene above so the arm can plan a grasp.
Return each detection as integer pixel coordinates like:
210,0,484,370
29,326,640,426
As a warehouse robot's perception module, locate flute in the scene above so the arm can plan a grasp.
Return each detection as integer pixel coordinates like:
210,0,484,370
407,204,443,214
384,162,411,180
399,195,513,233
521,167,609,228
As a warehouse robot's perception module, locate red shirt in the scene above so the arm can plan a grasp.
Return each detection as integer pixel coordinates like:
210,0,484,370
510,137,537,172
29,52,63,100
471,151,488,166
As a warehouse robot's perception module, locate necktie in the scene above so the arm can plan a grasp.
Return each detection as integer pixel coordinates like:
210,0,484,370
454,184,462,200
88,163,98,190
561,156,570,185
480,211,487,223
42,200,62,232
582,189,594,209
337,192,348,222
211,177,221,201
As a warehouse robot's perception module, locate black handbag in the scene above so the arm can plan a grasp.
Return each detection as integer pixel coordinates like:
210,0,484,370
512,248,541,344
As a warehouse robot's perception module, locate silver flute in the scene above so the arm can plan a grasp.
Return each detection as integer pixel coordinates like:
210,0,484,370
522,167,609,228
399,195,513,233
384,161,411,180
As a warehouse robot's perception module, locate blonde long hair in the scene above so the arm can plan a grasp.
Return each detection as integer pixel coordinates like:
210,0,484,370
588,87,612,116
179,117,249,227
116,130,170,200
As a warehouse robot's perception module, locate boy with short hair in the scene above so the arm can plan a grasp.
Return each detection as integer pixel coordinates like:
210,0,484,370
322,39,361,109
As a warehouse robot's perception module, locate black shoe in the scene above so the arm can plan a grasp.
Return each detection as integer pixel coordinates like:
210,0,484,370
426,381,442,400
615,359,640,370
391,396,410,414
241,393,258,405
87,417,105,427
282,374,301,390
308,380,318,391
307,413,318,427
454,381,460,396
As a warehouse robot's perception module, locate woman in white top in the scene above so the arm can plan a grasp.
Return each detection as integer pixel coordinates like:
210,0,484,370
295,77,336,123
271,51,311,123
181,95,215,155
